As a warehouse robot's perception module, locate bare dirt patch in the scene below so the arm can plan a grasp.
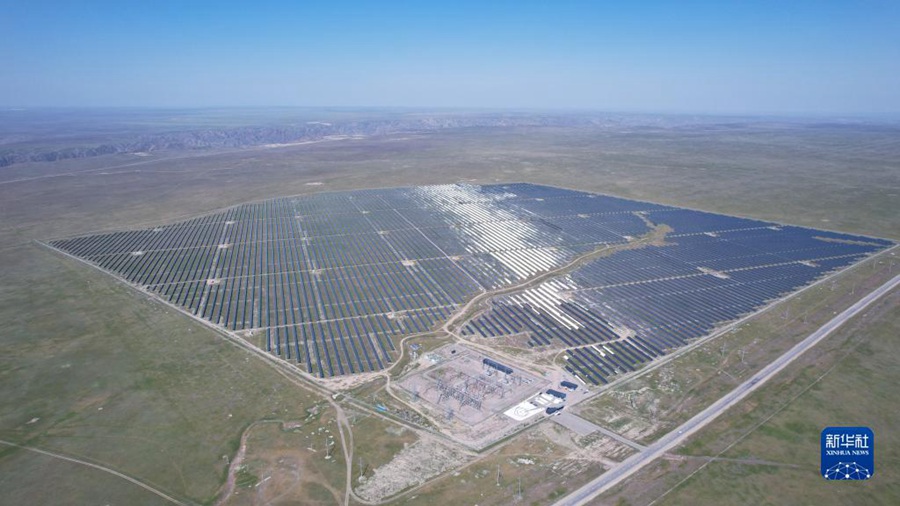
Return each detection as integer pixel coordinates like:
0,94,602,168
220,418,345,506
354,436,470,502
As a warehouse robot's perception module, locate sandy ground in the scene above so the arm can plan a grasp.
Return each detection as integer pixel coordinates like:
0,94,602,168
354,436,470,502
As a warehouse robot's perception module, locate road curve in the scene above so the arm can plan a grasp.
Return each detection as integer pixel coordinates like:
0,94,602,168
554,273,900,506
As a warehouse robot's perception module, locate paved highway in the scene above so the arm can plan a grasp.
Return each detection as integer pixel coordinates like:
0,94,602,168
555,273,900,506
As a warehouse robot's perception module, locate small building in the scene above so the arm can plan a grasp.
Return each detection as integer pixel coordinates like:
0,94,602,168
561,380,578,391
546,406,565,415
483,358,513,375
546,389,567,400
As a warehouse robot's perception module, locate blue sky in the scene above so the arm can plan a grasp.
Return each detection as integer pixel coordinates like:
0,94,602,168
2,1,899,115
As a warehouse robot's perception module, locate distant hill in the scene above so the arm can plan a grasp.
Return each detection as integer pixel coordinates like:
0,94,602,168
0,112,608,168
1,108,817,169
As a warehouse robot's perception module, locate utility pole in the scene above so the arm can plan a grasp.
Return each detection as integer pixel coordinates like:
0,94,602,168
496,463,501,486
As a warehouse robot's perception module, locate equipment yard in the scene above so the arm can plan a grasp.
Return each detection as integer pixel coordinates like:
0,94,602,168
395,344,548,446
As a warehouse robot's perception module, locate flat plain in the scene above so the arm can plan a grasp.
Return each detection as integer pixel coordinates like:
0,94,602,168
1,112,898,505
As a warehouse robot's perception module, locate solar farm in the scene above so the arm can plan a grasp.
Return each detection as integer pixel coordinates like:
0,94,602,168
48,183,893,389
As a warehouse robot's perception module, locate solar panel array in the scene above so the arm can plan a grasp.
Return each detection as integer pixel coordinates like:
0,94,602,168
461,205,892,385
49,183,892,380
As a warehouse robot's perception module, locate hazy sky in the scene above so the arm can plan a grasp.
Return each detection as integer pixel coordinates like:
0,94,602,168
2,1,899,115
